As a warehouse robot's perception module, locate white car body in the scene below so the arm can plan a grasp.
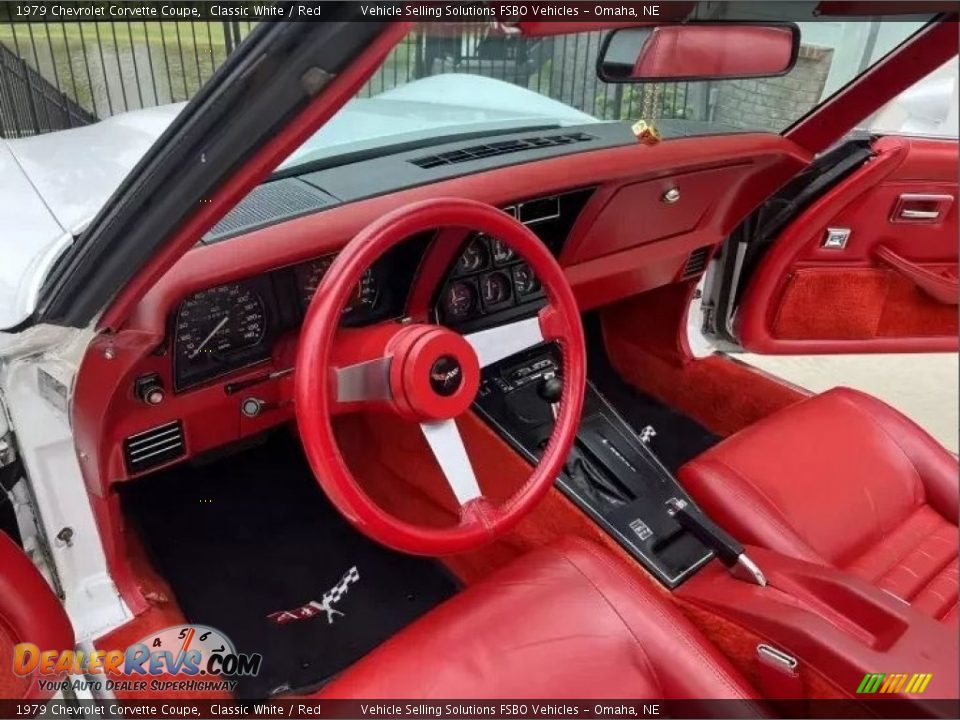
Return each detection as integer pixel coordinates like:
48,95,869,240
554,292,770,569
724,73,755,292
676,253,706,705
0,75,598,331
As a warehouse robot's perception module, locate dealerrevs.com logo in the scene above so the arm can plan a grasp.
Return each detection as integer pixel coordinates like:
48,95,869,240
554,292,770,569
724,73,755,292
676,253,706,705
14,624,261,695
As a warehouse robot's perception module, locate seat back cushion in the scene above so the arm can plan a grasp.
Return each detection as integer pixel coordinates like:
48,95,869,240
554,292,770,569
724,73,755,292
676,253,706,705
0,532,75,699
678,388,943,567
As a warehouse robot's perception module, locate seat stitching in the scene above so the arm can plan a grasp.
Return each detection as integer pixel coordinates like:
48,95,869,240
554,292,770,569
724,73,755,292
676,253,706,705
901,550,960,603
553,542,763,711
848,506,935,580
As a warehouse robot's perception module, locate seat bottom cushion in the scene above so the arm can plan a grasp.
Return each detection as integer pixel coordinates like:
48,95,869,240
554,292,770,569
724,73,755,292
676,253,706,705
845,504,958,625
318,537,764,707
678,387,959,626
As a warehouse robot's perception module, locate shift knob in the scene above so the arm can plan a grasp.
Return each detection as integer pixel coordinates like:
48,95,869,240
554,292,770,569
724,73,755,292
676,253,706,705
537,375,563,405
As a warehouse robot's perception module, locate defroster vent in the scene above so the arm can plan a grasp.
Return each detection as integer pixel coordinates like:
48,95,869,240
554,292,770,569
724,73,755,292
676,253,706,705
409,133,595,169
203,179,337,241
124,421,185,475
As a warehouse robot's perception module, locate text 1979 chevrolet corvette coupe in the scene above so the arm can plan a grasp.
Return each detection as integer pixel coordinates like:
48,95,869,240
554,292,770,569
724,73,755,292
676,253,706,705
0,5,958,718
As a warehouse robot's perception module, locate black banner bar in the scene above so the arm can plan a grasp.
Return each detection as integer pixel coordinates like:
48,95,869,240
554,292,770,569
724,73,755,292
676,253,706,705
1,1,955,23
4,698,960,718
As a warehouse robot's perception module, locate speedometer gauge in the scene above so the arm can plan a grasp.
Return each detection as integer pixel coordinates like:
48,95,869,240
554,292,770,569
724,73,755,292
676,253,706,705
174,281,269,390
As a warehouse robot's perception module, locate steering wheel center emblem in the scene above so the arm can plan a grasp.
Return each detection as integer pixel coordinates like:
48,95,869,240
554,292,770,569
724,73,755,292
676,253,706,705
429,355,463,396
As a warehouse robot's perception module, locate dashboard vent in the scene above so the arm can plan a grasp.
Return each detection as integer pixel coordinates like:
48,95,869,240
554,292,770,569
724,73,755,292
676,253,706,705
409,133,595,169
124,421,185,475
204,179,337,241
680,247,711,280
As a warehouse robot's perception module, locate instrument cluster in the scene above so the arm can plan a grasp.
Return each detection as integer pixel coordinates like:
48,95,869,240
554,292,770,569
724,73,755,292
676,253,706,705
170,189,591,392
436,190,592,332
172,238,429,391
438,232,545,326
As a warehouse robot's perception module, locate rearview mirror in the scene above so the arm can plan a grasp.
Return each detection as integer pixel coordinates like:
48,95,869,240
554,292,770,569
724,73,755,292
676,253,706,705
598,24,800,83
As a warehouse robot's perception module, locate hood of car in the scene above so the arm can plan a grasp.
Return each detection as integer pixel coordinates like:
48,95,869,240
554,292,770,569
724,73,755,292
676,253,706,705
0,75,598,330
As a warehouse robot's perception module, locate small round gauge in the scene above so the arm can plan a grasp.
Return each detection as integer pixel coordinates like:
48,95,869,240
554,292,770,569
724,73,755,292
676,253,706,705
175,283,266,364
481,271,512,307
512,263,541,296
491,238,516,265
456,237,489,275
442,281,477,321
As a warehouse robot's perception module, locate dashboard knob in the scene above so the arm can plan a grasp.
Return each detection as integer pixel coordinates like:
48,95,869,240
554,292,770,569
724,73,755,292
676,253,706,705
241,398,265,418
134,374,165,406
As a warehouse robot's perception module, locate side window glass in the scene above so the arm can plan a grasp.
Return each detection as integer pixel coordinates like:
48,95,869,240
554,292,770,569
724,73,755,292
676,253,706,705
860,58,959,139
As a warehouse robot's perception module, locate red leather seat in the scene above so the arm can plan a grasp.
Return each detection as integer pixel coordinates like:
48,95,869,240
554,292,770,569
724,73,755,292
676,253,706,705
679,387,959,626
320,536,763,707
1,531,75,699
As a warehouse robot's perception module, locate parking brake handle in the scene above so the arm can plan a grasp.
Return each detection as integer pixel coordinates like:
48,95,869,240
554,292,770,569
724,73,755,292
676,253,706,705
668,499,766,587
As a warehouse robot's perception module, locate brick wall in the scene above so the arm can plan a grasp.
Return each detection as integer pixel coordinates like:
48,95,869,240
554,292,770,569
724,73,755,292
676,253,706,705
709,45,834,132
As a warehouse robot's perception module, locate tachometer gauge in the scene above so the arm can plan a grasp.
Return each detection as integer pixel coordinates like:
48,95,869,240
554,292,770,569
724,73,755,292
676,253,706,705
442,280,478,321
455,237,489,275
295,255,336,308
345,268,379,316
296,255,379,317
175,284,266,362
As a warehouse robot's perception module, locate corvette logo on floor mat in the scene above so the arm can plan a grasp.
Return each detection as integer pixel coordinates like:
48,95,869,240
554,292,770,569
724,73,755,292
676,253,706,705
267,566,360,625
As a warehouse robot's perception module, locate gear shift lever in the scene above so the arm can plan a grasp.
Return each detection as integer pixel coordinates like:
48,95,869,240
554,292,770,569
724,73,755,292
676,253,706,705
537,373,562,420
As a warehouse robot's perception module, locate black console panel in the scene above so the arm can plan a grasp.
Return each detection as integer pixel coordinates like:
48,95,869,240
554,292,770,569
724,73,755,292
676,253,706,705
474,344,713,587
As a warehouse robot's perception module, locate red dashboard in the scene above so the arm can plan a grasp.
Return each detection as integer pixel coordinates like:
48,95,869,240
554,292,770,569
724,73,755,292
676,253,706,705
71,133,810,498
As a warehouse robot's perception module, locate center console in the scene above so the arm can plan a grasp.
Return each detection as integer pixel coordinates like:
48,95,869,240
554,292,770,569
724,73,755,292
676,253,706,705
474,343,713,587
473,343,960,710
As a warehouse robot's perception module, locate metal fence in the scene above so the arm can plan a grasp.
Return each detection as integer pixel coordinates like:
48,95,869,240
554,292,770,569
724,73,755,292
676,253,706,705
0,41,95,137
0,22,692,139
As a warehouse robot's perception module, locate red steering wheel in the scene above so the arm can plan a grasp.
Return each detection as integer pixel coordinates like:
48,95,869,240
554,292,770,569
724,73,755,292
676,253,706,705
295,198,585,555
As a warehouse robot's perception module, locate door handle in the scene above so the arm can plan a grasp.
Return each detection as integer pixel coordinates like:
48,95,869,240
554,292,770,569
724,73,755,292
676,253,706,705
891,194,953,224
899,209,941,221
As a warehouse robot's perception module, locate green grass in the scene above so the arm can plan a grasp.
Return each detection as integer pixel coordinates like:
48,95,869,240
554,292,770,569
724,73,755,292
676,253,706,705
0,22,418,116
0,22,256,114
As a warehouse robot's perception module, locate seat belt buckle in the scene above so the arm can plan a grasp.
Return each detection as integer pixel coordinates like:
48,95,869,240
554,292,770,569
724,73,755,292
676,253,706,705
667,499,766,586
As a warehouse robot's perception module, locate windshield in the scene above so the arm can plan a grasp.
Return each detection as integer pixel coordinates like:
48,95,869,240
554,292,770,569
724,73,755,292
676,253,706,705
0,10,939,329
276,17,931,174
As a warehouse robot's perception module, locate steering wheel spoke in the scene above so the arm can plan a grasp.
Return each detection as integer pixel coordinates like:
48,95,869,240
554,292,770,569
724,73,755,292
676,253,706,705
420,419,482,505
464,315,545,368
335,356,393,404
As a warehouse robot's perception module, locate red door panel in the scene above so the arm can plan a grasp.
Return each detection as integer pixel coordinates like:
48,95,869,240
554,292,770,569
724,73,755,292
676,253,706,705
738,136,959,354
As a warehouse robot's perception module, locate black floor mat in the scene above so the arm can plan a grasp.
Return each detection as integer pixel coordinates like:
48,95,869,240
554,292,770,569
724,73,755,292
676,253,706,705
585,316,722,472
121,434,458,698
